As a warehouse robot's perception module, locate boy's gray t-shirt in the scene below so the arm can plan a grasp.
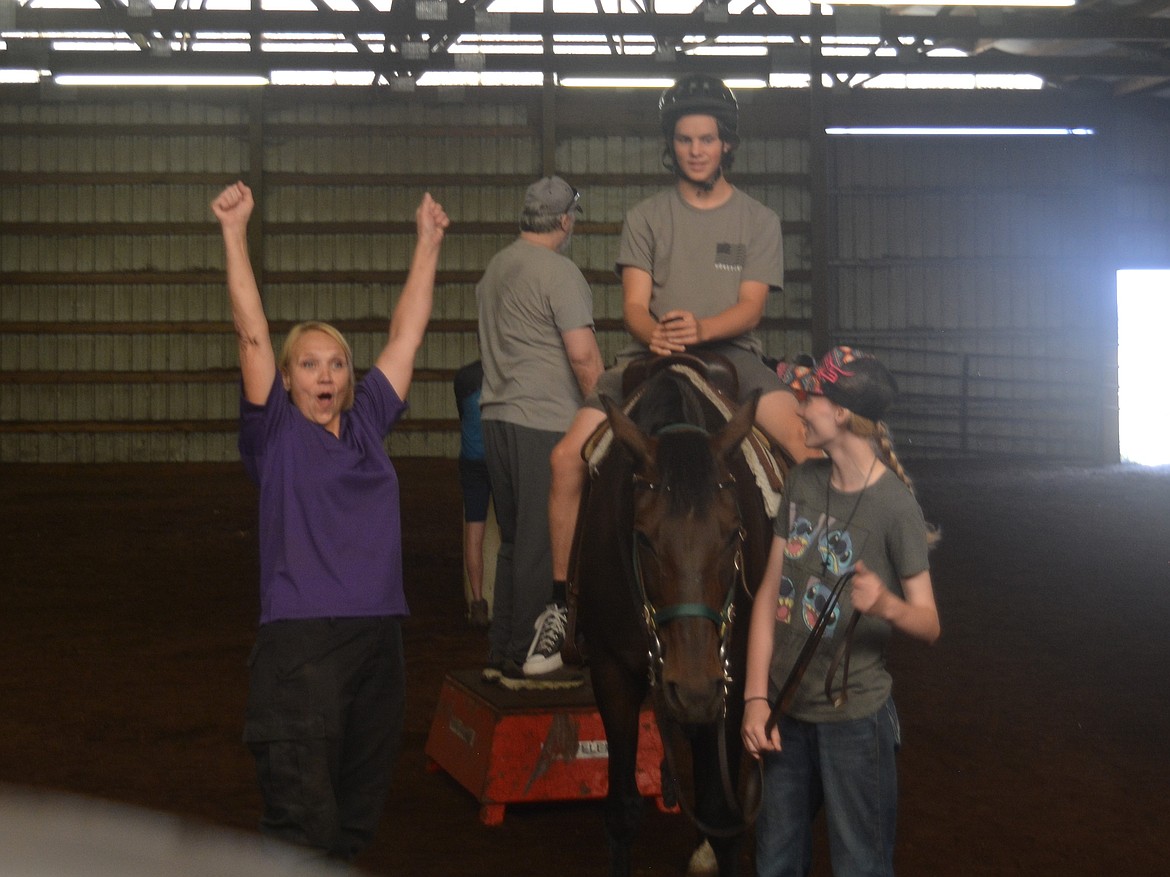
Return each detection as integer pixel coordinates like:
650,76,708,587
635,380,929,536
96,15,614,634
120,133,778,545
615,186,784,356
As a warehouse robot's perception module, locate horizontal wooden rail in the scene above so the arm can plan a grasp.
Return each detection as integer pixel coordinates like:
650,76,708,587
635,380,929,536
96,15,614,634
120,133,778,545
0,269,622,286
0,316,809,336
0,367,457,385
0,319,476,335
0,220,641,236
0,219,810,237
0,417,459,434
0,268,811,287
0,170,810,187
0,270,485,285
0,123,536,138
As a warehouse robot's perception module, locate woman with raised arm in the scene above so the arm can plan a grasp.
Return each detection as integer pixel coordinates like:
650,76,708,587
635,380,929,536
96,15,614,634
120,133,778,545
211,180,448,861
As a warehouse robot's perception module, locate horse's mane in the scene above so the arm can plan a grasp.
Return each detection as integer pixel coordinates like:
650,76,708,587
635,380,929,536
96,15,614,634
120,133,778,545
632,371,724,518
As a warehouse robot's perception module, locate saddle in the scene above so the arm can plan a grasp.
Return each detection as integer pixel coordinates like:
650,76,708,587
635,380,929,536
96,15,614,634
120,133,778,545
620,350,739,401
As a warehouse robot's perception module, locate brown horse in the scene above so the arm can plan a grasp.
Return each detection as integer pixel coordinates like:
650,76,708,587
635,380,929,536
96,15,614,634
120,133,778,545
570,359,781,877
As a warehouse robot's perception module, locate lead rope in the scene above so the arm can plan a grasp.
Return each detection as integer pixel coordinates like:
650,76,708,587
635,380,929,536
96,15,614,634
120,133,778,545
825,610,861,708
764,570,856,738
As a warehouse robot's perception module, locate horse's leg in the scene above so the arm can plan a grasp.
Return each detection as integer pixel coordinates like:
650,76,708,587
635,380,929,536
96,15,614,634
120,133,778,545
688,719,746,877
590,656,648,877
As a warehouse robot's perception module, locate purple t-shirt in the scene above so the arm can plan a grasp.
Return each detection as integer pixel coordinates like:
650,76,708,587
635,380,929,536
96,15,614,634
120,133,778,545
239,368,408,625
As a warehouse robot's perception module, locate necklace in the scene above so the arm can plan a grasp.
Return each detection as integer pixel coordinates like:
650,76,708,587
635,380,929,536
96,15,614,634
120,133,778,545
822,454,878,575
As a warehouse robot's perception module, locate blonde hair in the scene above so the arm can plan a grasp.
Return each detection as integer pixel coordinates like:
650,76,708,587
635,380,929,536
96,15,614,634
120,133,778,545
848,412,942,547
279,321,356,411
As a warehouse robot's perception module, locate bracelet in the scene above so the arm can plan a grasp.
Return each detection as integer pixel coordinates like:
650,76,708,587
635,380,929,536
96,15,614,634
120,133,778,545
744,696,770,705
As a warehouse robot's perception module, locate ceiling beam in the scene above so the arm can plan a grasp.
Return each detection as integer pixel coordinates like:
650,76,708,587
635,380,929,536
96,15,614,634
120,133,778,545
19,47,1170,80
10,8,1170,42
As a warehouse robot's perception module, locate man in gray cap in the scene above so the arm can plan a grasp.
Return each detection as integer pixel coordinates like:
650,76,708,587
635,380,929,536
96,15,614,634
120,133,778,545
476,175,603,689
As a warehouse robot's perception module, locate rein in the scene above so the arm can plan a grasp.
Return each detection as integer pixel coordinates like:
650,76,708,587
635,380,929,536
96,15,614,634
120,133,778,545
764,570,860,737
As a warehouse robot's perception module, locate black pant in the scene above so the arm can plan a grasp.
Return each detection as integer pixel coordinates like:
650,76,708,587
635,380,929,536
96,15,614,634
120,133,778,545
243,616,405,860
482,419,559,664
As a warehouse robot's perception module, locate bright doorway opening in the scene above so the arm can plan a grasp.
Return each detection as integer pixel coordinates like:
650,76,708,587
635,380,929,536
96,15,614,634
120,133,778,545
1117,269,1170,465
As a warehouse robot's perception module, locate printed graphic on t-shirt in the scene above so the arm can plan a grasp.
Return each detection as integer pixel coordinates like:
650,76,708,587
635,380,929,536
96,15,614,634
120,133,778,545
820,524,856,576
801,576,840,637
776,575,796,624
785,513,822,560
782,501,869,633
714,242,747,272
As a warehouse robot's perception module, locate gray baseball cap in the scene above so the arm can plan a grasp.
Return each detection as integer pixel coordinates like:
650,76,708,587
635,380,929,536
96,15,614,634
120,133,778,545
523,176,582,217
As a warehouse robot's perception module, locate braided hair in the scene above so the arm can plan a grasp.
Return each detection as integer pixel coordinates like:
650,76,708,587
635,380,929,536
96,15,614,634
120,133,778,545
847,412,942,547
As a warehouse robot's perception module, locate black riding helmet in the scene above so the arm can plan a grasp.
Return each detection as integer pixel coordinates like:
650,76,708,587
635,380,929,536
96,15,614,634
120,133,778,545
658,74,740,180
658,73,740,145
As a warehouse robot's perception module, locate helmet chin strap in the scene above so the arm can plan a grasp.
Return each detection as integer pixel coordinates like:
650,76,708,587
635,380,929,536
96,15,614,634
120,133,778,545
676,163,723,193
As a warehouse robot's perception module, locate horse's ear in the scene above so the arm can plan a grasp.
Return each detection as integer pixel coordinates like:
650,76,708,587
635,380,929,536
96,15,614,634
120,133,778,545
711,389,760,463
601,394,655,471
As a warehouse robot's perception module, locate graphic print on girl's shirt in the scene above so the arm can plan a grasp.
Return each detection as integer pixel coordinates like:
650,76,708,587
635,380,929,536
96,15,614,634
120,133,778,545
778,502,869,637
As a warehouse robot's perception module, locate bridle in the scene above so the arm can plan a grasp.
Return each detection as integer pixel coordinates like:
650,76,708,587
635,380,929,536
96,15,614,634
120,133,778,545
628,426,747,699
633,510,746,696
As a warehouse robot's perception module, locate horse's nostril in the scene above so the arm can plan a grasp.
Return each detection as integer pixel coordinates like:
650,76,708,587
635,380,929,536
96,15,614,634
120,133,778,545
663,676,725,723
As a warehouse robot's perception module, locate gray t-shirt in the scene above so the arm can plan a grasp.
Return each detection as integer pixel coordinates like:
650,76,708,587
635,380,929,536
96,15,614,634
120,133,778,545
615,186,784,356
476,238,596,432
768,459,931,723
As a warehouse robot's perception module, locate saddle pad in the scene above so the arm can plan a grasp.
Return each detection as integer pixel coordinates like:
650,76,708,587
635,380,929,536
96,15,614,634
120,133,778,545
582,362,782,519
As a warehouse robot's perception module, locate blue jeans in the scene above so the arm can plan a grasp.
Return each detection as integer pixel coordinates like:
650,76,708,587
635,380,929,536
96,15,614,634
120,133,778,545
756,697,901,877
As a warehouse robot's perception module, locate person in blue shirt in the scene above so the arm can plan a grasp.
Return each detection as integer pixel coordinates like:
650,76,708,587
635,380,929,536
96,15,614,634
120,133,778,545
454,359,491,628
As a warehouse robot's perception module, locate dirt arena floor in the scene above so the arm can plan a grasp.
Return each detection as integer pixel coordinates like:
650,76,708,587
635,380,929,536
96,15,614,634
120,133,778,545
2,458,1167,876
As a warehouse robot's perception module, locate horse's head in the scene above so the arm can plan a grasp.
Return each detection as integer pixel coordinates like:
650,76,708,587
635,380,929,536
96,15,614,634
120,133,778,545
603,386,760,724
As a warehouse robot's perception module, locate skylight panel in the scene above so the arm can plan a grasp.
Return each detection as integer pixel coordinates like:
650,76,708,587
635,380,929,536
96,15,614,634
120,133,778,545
262,41,360,53
860,72,1045,90
270,70,377,85
260,0,319,10
415,70,545,86
52,40,139,50
190,42,253,52
689,45,769,56
0,68,43,82
28,0,101,8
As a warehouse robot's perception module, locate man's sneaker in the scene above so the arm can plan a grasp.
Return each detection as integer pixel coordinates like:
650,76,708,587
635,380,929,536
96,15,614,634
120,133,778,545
522,603,568,676
467,599,490,630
